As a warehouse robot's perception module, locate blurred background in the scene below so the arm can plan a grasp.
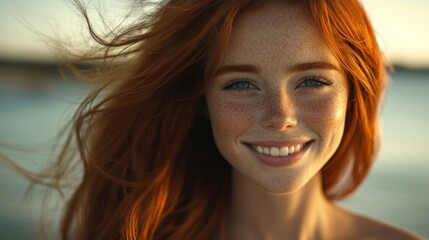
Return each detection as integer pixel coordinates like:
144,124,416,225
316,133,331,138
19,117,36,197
0,0,428,239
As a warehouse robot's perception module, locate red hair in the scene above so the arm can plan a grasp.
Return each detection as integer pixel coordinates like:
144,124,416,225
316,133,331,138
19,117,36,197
36,0,386,239
310,0,386,199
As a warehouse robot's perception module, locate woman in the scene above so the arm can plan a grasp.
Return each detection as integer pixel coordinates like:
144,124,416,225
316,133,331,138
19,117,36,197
42,0,422,239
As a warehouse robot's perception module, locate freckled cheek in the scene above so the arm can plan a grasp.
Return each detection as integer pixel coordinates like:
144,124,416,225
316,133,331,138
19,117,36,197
300,93,348,136
208,99,258,139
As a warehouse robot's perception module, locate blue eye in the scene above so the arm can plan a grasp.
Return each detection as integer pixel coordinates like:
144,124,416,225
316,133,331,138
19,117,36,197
222,80,257,91
298,77,332,89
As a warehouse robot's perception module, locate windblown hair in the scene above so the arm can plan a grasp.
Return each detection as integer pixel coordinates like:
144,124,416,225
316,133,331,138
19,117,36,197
44,0,386,239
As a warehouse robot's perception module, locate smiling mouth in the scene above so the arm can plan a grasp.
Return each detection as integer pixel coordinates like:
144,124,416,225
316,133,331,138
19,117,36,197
248,141,311,157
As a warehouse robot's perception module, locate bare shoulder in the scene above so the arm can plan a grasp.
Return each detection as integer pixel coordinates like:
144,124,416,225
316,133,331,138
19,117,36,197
334,207,424,240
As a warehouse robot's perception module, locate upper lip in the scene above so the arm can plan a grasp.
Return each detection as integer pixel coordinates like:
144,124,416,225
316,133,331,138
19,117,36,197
245,139,312,148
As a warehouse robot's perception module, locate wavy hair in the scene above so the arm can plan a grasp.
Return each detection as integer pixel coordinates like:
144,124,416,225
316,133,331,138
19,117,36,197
37,0,386,239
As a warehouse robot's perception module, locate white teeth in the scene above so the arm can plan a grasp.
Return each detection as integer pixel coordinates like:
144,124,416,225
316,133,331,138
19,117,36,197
280,146,289,156
289,146,295,154
264,147,270,154
270,147,280,157
252,143,305,157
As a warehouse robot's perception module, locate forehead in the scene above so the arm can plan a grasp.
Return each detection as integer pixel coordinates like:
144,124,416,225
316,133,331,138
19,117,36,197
222,2,339,67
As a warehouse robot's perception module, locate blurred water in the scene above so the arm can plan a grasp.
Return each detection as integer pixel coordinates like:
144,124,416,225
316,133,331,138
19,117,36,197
338,70,429,238
0,69,428,239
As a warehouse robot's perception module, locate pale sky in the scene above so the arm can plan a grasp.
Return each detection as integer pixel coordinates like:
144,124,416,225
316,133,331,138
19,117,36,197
1,0,429,68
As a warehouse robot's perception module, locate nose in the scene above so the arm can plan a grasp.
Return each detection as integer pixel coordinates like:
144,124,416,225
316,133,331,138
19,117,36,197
261,89,298,131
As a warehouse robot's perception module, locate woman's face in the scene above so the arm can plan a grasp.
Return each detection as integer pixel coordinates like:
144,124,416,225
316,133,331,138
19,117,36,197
205,2,349,194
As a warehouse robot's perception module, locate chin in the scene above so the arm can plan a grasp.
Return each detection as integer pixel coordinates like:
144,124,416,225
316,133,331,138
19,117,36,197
251,172,315,196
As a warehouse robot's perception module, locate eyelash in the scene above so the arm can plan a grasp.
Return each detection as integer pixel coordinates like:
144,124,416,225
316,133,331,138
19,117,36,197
221,79,257,92
221,76,333,92
297,76,333,89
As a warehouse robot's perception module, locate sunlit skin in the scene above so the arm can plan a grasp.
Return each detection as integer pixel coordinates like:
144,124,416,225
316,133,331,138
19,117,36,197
206,5,348,196
205,2,421,240
204,2,348,238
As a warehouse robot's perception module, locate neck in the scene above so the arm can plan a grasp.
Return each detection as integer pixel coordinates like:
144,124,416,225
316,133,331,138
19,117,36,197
226,170,333,240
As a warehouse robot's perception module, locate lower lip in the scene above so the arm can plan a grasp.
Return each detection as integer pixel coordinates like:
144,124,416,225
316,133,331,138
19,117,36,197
245,142,312,167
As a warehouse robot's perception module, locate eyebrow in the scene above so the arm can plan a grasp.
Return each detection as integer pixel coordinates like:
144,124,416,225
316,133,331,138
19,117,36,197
215,64,259,76
289,61,340,72
214,61,339,76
